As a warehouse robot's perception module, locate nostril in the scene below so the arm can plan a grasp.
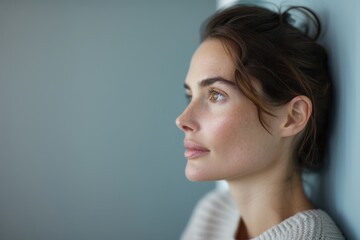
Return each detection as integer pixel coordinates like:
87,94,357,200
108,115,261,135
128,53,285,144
176,107,197,132
176,116,194,132
176,117,185,131
182,125,194,132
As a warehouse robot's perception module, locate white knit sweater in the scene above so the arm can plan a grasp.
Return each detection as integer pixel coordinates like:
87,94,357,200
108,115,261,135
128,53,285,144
181,189,344,240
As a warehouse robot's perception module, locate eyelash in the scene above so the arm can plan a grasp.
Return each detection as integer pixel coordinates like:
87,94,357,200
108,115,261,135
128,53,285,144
184,88,227,104
208,88,226,102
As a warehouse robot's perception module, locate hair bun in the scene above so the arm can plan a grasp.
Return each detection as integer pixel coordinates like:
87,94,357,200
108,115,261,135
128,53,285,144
281,6,321,40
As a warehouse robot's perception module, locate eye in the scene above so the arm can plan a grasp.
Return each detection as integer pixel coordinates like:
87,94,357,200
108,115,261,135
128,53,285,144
208,89,226,102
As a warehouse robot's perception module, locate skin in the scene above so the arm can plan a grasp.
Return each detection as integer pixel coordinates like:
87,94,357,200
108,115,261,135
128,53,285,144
176,38,314,238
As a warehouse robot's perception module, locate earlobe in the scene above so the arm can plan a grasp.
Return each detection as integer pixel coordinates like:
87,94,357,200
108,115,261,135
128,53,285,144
281,96,312,137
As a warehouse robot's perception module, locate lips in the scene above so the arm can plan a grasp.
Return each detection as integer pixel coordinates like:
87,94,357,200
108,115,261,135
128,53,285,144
183,140,210,159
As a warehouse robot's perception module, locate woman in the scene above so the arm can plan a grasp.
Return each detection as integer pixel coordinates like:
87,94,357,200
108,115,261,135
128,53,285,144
176,4,344,240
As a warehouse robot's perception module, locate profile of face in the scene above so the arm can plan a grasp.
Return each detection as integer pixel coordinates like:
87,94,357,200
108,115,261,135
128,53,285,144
176,39,294,182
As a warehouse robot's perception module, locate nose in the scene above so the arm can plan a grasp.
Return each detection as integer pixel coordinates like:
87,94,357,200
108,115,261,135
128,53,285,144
175,105,199,132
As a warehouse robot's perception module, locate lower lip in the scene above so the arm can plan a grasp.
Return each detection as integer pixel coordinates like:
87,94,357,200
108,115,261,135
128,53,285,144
184,148,210,159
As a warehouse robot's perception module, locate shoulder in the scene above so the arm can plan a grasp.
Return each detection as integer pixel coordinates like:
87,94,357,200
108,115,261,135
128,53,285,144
180,189,239,240
314,210,345,239
256,209,345,240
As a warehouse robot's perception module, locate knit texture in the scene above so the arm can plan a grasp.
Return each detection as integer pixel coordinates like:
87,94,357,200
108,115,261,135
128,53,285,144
181,189,344,240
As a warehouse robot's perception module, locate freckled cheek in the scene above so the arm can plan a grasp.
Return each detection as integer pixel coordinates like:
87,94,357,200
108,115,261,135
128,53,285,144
204,109,265,162
205,114,250,151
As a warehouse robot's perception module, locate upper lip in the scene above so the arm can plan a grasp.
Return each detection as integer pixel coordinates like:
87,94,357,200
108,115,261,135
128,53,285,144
184,139,210,151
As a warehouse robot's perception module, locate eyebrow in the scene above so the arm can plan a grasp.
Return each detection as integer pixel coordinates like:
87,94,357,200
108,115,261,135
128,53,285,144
184,77,236,90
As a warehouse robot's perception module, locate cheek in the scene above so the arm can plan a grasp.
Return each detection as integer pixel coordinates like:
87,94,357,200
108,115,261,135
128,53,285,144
206,108,251,150
206,107,273,169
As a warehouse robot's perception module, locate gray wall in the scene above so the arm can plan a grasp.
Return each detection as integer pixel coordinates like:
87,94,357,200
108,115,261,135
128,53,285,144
0,1,216,239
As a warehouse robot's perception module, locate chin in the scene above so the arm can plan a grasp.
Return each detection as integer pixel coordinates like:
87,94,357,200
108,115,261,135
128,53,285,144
185,164,222,182
185,173,208,182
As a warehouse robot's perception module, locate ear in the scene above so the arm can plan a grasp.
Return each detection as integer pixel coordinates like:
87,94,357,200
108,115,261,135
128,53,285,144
280,96,312,137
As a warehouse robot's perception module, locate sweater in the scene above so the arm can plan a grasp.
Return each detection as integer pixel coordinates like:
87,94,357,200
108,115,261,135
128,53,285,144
181,189,344,240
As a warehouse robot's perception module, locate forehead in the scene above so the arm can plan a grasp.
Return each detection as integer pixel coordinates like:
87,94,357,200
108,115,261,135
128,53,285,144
186,39,236,84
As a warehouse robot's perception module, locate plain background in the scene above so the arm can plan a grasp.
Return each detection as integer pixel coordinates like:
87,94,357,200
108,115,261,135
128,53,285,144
1,0,360,239
0,1,215,239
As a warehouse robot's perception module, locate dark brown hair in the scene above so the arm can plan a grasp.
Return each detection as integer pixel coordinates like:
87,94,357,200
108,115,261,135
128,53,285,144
201,4,332,170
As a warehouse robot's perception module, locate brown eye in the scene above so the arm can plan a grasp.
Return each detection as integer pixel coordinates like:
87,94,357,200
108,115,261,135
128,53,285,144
209,89,226,102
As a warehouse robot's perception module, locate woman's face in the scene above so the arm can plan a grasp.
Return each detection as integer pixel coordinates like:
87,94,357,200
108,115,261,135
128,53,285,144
176,39,285,182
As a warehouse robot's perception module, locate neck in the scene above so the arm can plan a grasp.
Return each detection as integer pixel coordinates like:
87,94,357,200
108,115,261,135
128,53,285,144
227,168,313,239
